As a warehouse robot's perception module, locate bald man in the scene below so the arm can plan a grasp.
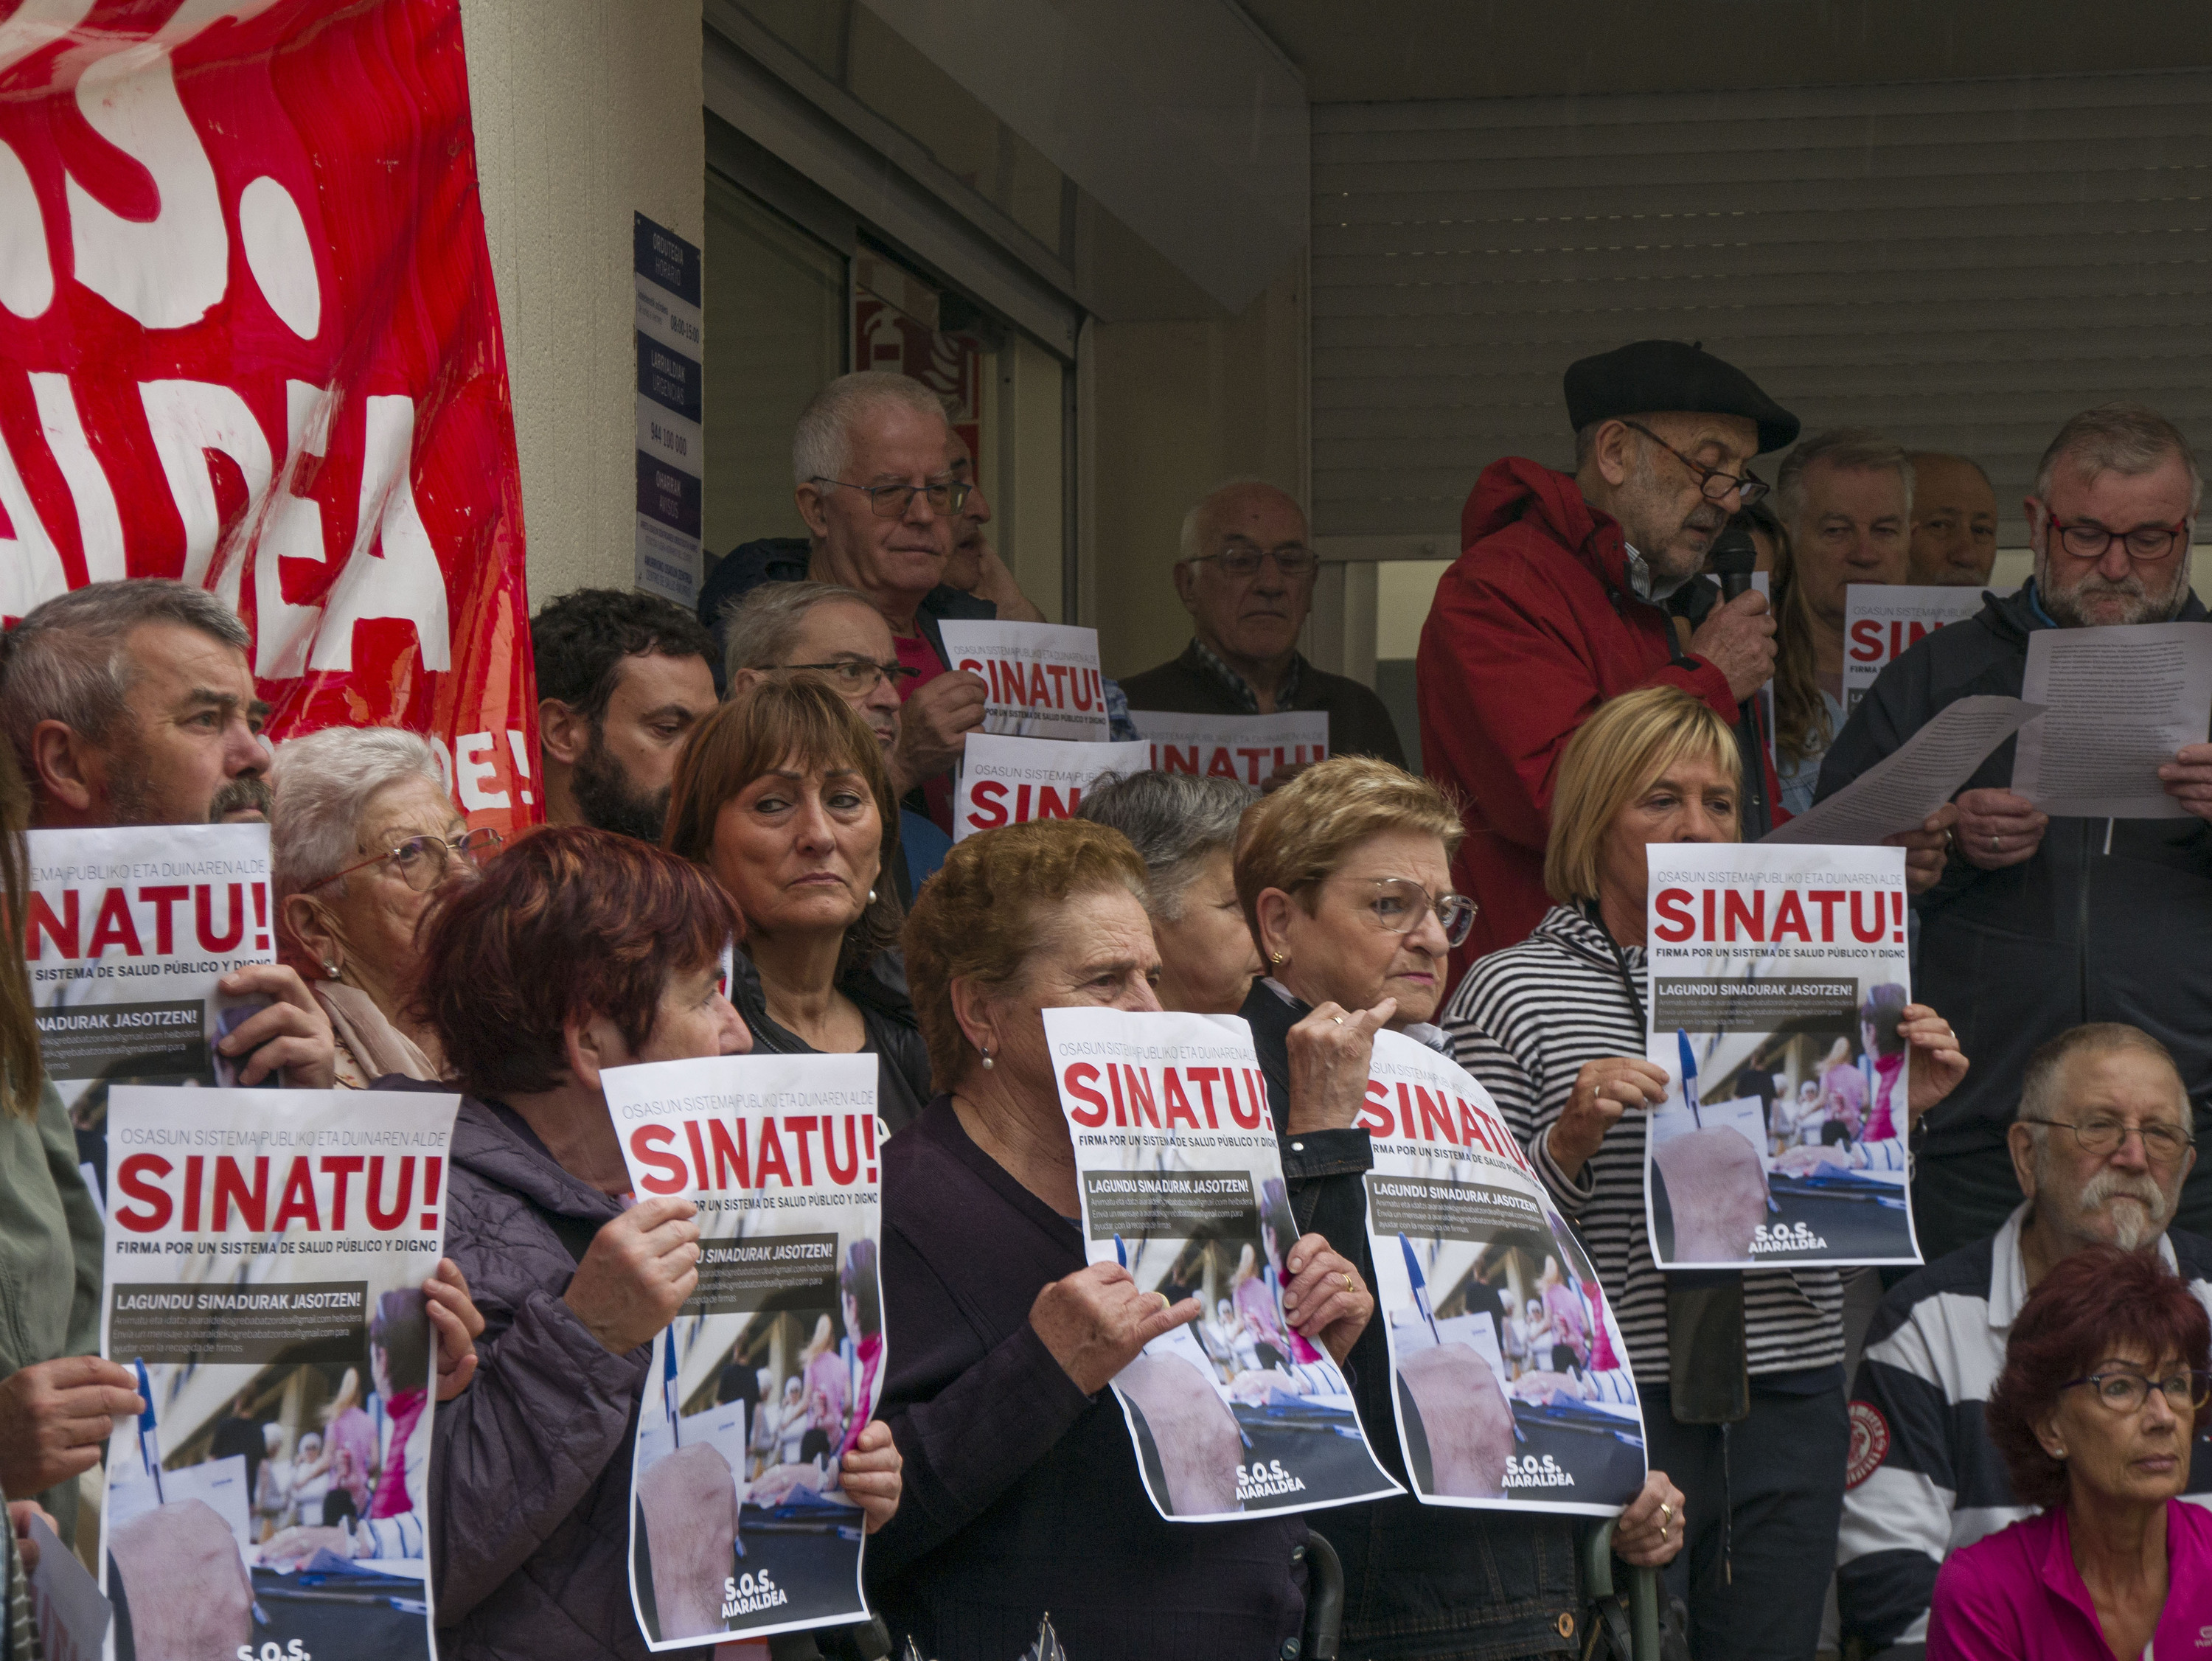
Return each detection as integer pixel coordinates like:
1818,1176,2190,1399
1906,453,2000,586
1119,481,1405,765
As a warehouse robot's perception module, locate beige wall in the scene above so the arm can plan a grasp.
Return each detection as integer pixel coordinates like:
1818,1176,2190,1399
1085,264,1308,680
460,0,706,606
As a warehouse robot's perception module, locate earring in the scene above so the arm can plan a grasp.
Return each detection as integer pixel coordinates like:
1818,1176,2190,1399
866,889,877,905
1269,952,1284,966
979,1044,994,1071
322,960,341,981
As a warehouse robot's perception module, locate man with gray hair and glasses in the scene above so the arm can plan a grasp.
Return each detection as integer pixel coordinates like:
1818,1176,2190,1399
1819,403,2212,1256
1838,1023,2212,1657
1119,479,1405,765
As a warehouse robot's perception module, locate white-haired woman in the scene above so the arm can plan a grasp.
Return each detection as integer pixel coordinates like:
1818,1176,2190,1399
271,728,498,1086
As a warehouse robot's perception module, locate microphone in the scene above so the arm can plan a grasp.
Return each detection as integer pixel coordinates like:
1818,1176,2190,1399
1710,514,1759,603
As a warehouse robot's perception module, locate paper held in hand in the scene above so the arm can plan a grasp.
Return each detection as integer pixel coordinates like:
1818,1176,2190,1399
1643,845,1923,1271
1127,710,1329,787
1043,1006,1402,1522
937,621,1110,740
1843,585,1997,714
99,1087,459,1661
607,1052,884,1648
1360,1031,1649,1516
2011,620,2212,819
952,734,1151,843
1763,695,2041,846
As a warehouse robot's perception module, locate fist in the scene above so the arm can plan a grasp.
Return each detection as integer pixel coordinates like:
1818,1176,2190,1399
563,1197,700,1355
1953,787,2047,871
1030,1264,1200,1396
1283,999,1395,1136
888,669,987,791
1653,1126,1767,1261
1687,590,1777,703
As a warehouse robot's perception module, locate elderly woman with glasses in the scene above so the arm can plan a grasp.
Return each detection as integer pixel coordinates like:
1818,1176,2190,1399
1446,685,1965,1661
1228,754,1680,1657
1930,1244,2212,1658
273,728,499,1086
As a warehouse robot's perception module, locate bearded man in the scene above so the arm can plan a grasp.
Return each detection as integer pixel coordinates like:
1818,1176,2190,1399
1818,403,2212,1254
1836,1023,2212,1657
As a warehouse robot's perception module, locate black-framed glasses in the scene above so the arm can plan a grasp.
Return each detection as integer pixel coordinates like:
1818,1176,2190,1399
2017,1116,2196,1166
2041,515,2192,563
1620,419,1770,507
302,827,503,896
2059,1369,2212,1414
779,658,922,695
1304,875,1478,948
1189,540,1319,579
809,476,971,519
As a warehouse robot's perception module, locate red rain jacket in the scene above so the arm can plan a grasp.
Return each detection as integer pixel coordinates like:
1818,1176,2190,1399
1417,457,1779,973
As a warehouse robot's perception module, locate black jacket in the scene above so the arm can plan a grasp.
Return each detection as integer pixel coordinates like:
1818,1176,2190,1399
1120,641,1408,769
1241,981,1585,1660
697,537,995,669
1816,585,2212,1197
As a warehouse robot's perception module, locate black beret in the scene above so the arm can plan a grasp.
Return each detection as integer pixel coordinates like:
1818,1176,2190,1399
1564,339,1800,455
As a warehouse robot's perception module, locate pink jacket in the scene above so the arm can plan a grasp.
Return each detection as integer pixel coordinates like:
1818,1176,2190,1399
1929,1500,2212,1658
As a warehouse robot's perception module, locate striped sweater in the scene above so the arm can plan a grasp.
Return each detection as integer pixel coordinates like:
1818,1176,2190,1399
1836,1205,2212,1651
1442,904,1844,1387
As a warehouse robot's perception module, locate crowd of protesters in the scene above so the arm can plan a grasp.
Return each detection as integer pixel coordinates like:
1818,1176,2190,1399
0,352,2198,1661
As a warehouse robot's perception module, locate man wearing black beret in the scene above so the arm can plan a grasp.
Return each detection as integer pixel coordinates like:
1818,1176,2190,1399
1416,338,1797,964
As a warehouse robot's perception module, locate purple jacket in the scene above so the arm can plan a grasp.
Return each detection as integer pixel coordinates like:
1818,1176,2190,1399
1929,1499,2212,1658
419,1091,709,1661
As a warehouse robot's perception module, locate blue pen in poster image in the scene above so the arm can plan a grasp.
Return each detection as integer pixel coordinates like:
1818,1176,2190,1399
98,1087,461,1661
605,1051,886,1648
1043,1006,1403,1524
1642,843,1924,1270
1360,1031,1649,1516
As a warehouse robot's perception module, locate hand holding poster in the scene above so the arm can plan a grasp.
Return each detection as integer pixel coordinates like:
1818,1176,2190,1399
100,1086,459,1661
937,621,1110,740
1360,1031,1647,1514
952,735,1151,843
1843,585,1996,712
1043,1006,1401,1521
1643,846,1921,1269
1127,710,1329,786
27,826,276,1193
607,1053,884,1647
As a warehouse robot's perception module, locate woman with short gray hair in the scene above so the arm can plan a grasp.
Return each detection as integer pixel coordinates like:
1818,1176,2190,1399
271,728,498,1085
1076,770,1259,1014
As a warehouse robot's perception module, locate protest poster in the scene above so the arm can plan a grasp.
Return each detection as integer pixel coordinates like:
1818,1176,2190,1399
1843,585,1995,712
952,735,1151,843
0,0,537,829
1360,1031,1647,1514
1643,845,1921,1270
608,1053,884,1647
1043,1006,1402,1522
25,824,276,1197
1127,710,1329,787
938,621,1110,740
99,1086,459,1661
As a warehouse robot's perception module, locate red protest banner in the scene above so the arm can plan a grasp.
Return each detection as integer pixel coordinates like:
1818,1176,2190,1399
0,0,538,829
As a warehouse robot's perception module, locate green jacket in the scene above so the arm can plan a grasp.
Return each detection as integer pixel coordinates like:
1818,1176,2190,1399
0,1081,102,1542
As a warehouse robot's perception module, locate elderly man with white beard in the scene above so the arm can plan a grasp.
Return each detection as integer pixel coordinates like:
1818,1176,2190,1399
1835,1024,2212,1657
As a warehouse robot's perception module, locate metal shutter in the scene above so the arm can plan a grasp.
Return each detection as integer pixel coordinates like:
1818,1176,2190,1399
1312,71,2212,548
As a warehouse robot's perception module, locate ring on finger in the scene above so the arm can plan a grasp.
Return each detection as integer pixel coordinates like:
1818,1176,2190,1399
1330,1014,1345,1026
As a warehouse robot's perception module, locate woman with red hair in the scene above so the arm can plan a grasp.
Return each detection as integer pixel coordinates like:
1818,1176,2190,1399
1929,1244,2212,1658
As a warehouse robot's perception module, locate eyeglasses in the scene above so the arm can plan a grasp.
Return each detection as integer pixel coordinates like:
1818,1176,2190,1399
302,828,503,895
778,658,922,695
809,476,971,519
2059,1370,2212,1414
2017,1116,2196,1166
1620,420,1770,508
2040,515,2192,563
1188,540,1319,579
1306,876,1478,948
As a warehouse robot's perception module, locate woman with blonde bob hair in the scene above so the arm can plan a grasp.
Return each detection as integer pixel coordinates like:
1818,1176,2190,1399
868,819,1371,1655
665,674,931,1129
1445,684,1966,1661
1229,753,1684,1654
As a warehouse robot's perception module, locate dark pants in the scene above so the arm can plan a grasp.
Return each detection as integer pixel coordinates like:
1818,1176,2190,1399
1641,1379,1848,1661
